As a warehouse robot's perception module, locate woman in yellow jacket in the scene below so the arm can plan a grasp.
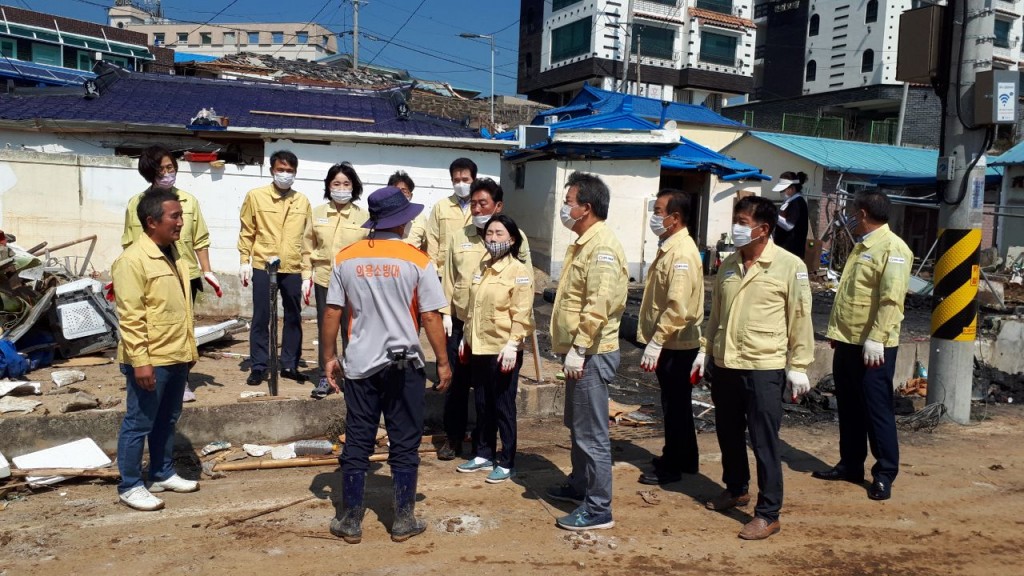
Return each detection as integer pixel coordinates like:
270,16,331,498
456,214,534,483
303,162,368,399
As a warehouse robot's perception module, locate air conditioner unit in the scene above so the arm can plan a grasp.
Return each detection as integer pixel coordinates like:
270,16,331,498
518,125,550,148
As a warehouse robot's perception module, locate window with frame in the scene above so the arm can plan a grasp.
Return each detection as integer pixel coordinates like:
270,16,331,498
31,42,60,66
0,38,16,59
696,0,734,15
699,31,737,66
861,49,874,72
272,31,284,44
177,32,188,45
632,25,674,59
223,31,235,44
297,31,308,44
248,31,260,44
809,14,819,36
552,0,582,11
551,17,591,62
806,60,816,81
865,0,878,23
200,32,212,45
153,32,165,46
77,51,93,71
995,19,1012,48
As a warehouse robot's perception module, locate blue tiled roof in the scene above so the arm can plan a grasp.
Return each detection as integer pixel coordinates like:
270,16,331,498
0,70,481,139
535,84,745,128
0,58,95,86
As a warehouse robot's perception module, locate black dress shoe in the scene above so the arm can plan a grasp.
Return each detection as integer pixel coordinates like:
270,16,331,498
436,441,461,461
868,480,891,501
246,369,266,386
812,467,865,483
280,368,308,383
638,470,683,485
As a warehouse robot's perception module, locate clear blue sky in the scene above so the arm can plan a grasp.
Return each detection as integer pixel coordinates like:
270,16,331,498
38,0,522,95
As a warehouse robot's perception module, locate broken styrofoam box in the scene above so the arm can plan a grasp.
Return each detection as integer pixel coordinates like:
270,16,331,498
195,319,249,347
0,381,42,397
58,300,109,339
51,369,87,388
55,278,103,295
12,437,112,486
0,450,9,480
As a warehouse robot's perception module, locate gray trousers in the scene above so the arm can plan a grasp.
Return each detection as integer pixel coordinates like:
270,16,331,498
563,350,620,516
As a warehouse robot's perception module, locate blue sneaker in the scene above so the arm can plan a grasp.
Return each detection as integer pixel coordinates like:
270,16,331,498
485,466,513,484
546,482,584,504
556,506,614,531
456,457,494,473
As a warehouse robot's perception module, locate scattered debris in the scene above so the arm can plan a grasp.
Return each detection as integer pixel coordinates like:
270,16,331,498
200,441,232,456
210,495,316,530
50,369,86,388
637,490,661,506
0,450,9,479
270,444,296,460
896,403,947,432
243,444,272,457
0,381,41,397
439,515,483,535
58,391,100,413
195,319,249,347
900,378,928,397
11,438,112,486
0,396,41,414
52,356,111,368
240,391,266,399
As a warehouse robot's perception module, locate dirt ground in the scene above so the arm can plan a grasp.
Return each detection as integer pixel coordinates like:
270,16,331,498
2,405,1022,575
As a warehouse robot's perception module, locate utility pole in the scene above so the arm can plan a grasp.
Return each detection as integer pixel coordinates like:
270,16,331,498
352,0,362,71
619,0,633,93
927,0,993,424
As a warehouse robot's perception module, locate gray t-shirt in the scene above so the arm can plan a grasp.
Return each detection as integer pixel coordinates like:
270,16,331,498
327,232,447,378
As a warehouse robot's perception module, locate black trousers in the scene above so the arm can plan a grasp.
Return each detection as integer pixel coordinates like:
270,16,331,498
314,283,350,379
470,352,522,469
340,365,425,473
189,277,202,302
655,348,700,474
711,366,785,522
833,342,900,483
249,268,303,372
443,316,474,446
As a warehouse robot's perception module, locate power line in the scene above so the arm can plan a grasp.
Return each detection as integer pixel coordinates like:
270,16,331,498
187,0,241,35
364,0,426,67
268,0,334,58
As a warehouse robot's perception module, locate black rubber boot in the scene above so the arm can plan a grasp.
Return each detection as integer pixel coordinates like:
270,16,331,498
329,471,366,543
390,468,426,542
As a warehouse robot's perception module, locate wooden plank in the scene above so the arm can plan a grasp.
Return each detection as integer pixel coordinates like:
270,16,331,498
248,110,375,124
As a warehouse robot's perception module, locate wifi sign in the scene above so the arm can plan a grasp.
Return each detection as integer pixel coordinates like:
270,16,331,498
999,93,1013,105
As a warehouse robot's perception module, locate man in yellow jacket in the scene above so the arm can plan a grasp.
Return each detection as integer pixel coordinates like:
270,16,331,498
388,170,427,251
636,189,704,485
425,158,476,277
546,171,627,532
237,150,312,386
815,190,913,502
693,196,814,541
112,187,200,512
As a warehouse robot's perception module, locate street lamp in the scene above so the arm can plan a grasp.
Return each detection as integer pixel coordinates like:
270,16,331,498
459,32,495,125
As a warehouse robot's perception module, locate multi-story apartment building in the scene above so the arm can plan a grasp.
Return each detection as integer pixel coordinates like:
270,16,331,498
518,0,757,110
0,4,165,86
108,1,338,62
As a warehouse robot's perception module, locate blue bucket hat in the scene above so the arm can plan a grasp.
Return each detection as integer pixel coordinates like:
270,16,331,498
362,186,424,230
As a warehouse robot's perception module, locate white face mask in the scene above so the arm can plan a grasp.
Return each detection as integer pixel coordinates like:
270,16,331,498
732,223,765,248
273,172,294,190
330,188,352,204
453,182,471,199
649,214,667,237
560,204,579,230
472,214,492,229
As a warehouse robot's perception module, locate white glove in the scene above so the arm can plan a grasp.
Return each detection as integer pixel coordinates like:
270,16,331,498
640,340,662,372
863,339,885,368
442,314,453,337
690,351,706,381
203,272,222,297
498,341,519,373
301,278,313,306
239,264,252,287
563,346,586,380
457,337,469,365
786,370,811,401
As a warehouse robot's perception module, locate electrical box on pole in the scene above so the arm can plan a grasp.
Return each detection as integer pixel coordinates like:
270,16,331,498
974,70,1019,125
896,5,946,85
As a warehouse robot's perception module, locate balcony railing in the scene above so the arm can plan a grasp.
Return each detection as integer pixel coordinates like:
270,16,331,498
695,0,734,15
699,52,741,67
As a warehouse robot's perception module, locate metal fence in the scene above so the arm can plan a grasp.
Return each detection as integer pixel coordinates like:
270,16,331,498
781,113,845,139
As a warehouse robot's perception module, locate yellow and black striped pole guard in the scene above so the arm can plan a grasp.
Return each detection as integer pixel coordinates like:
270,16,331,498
931,228,981,341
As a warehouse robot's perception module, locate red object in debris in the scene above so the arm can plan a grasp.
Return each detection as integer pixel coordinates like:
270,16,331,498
184,151,218,162
0,230,6,245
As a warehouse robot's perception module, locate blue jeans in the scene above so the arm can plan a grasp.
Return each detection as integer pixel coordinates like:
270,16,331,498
117,363,189,493
564,351,620,516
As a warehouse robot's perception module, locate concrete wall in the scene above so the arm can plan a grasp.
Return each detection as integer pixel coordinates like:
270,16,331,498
0,131,111,156
998,164,1024,258
0,141,500,315
681,125,747,153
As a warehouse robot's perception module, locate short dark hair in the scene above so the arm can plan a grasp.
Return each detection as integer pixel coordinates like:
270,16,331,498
735,196,778,234
484,214,523,260
853,190,891,223
137,145,177,184
323,162,363,201
470,177,503,203
387,170,415,192
657,188,690,222
270,150,298,170
449,157,477,179
137,188,180,230
566,171,609,220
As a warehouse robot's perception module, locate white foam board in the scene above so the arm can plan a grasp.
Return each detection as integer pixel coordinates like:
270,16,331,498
12,437,112,486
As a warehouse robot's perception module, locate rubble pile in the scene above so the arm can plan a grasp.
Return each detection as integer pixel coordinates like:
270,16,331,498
974,360,1024,404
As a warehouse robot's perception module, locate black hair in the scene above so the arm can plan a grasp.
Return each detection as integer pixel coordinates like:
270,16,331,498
779,171,808,193
734,196,779,235
137,187,180,230
270,150,298,170
449,157,478,179
566,171,610,220
137,145,177,184
470,177,503,203
323,162,363,201
387,170,415,193
852,190,891,223
656,188,691,222
484,214,523,260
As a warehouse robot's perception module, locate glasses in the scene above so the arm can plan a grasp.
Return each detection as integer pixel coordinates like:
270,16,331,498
157,166,176,175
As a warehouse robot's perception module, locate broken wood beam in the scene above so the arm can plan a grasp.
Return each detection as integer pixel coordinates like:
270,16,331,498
249,110,375,124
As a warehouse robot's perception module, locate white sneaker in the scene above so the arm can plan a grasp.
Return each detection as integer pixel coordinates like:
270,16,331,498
148,474,199,493
119,486,164,511
182,387,197,403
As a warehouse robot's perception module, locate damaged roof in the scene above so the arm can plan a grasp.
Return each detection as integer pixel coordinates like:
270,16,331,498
0,64,482,140
534,84,746,129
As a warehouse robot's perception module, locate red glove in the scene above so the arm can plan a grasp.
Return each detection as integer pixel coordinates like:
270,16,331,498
103,282,115,302
203,272,223,298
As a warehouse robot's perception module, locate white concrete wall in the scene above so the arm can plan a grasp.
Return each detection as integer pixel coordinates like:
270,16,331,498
0,141,500,315
0,130,111,156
